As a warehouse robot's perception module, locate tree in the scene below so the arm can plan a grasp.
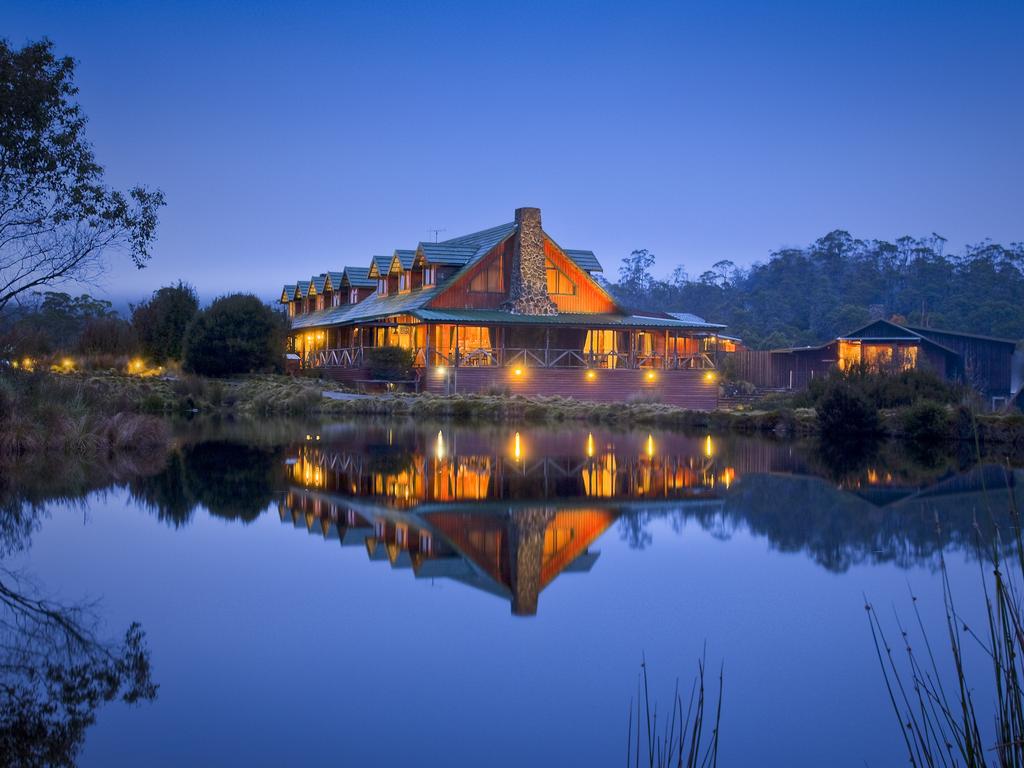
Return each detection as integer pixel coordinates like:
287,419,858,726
617,249,656,302
0,39,164,312
183,294,286,376
131,282,199,363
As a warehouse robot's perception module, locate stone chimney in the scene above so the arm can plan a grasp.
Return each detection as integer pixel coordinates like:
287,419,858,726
503,207,558,316
507,507,556,616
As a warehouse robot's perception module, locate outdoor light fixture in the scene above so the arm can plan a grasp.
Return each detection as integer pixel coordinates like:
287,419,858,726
645,371,656,382
513,367,523,376
435,365,447,376
585,369,596,381
704,371,716,383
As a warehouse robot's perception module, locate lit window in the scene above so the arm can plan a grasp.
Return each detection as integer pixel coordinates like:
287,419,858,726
469,256,504,293
545,259,576,295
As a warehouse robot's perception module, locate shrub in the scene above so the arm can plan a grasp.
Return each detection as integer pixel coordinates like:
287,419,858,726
183,294,286,377
77,316,138,356
900,400,950,443
816,380,881,437
131,282,199,363
365,346,414,381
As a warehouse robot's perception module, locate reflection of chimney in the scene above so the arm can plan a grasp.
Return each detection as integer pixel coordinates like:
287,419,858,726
507,507,556,616
503,207,558,316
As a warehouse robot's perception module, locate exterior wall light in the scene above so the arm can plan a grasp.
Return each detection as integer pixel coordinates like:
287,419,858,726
513,367,523,376
435,365,447,376
704,371,716,383
585,369,596,381
645,371,656,382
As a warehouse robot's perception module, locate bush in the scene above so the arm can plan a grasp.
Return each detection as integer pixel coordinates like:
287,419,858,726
809,365,960,410
900,400,951,443
816,380,881,437
76,316,138,356
365,346,414,381
183,294,286,377
131,282,199,363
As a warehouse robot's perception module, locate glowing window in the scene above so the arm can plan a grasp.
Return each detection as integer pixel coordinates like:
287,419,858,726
545,259,576,295
469,256,504,293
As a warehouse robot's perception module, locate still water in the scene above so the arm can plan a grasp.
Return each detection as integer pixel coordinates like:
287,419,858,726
3,419,1021,766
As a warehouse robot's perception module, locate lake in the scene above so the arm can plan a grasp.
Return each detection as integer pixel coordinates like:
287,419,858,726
2,419,1021,766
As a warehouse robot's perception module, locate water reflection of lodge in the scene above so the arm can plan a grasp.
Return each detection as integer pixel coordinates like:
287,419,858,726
278,431,747,615
285,431,741,509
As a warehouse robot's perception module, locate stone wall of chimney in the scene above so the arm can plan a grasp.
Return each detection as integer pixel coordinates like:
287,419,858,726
504,207,558,316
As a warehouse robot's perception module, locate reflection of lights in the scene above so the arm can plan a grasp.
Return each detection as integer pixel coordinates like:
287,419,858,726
436,430,446,460
585,369,596,381
721,466,735,488
586,432,595,458
514,431,521,461
704,435,713,458
306,434,312,441
645,434,655,458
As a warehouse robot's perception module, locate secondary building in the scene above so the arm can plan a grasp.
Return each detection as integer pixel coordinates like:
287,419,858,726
280,207,730,408
768,319,1020,408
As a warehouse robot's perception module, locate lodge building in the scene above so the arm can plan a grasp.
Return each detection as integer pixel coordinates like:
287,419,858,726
280,207,726,409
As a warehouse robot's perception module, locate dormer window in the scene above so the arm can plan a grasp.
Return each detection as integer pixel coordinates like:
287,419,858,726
332,292,341,307
378,278,388,296
424,266,436,286
399,271,410,293
350,289,359,303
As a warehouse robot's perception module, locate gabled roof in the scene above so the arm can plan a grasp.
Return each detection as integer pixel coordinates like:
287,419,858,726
325,271,343,292
310,274,327,294
280,285,297,302
394,249,415,270
563,249,602,272
295,280,310,299
343,266,375,288
418,242,479,266
906,325,1019,346
370,255,392,278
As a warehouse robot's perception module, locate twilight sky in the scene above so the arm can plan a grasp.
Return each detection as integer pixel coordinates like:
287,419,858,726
5,0,1023,306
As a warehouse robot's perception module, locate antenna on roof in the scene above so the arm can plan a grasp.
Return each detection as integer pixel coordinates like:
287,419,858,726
428,227,446,243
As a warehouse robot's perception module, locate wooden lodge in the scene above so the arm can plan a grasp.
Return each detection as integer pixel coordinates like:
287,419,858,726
280,207,727,408
765,319,1020,408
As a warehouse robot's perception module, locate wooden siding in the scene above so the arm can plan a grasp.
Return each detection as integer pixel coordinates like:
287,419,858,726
914,329,1014,395
430,237,514,309
429,235,619,314
421,367,718,410
727,350,775,388
543,239,618,314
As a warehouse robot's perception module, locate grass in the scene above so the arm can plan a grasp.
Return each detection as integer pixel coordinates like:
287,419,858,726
0,370,169,459
865,407,1024,766
626,653,722,768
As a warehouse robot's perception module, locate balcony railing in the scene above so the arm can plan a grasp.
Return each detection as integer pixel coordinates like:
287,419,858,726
304,346,715,371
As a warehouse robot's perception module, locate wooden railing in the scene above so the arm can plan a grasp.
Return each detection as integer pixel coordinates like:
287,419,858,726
305,346,716,371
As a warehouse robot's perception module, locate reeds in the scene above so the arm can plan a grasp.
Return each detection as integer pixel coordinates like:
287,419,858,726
866,423,1024,766
626,652,722,768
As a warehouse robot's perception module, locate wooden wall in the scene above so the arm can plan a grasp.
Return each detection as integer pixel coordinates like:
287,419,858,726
727,350,775,388
428,236,619,314
543,239,619,314
915,330,1015,395
420,367,718,410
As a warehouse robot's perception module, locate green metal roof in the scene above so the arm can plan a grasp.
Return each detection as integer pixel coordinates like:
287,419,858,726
563,249,602,272
281,285,297,302
412,309,726,329
310,274,328,293
290,285,444,329
371,255,392,277
418,242,479,265
295,280,310,298
326,271,344,291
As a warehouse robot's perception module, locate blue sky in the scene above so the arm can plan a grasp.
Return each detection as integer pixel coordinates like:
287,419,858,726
6,0,1023,305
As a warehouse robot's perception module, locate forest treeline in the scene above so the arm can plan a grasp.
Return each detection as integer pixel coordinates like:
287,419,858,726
607,231,1024,349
